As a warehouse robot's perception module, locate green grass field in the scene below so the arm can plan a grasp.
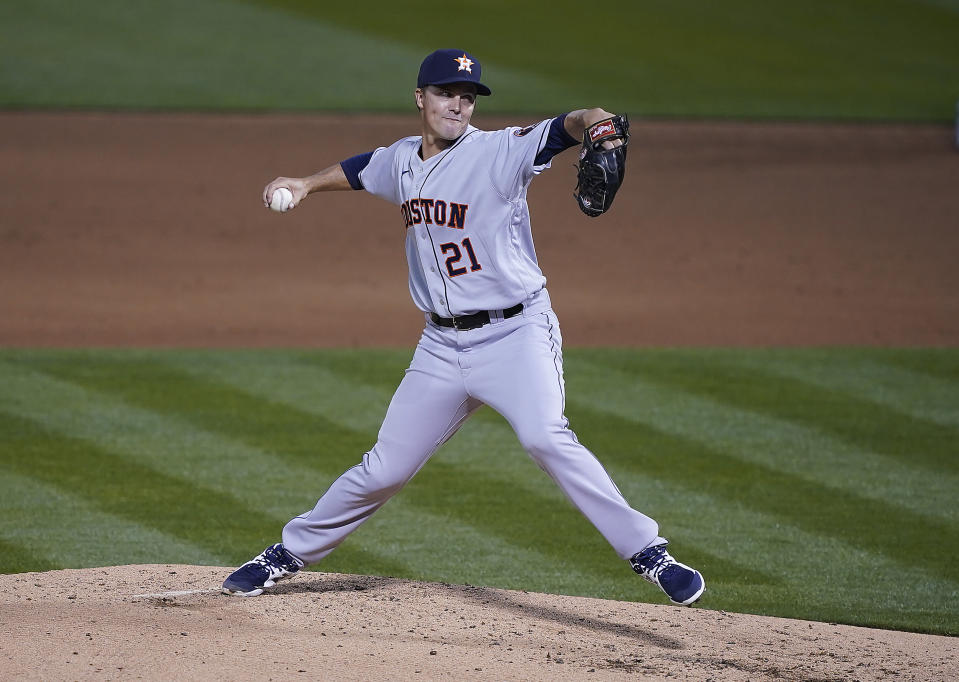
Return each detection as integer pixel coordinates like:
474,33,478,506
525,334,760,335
1,348,956,635
1,0,958,120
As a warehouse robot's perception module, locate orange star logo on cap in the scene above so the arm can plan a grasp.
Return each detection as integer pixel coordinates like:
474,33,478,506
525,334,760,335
454,54,474,73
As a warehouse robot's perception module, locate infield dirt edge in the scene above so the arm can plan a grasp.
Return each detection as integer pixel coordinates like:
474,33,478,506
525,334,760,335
1,564,956,681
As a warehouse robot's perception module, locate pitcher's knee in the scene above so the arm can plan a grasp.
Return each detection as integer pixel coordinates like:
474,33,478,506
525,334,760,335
516,425,575,462
357,448,414,498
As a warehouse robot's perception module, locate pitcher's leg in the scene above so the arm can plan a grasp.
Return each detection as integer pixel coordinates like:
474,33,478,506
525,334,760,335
283,335,478,564
470,313,661,559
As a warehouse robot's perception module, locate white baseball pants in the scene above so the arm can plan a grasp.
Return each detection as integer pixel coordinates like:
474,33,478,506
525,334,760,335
282,292,662,564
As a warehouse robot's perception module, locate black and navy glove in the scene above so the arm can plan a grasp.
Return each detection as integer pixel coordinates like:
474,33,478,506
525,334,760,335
573,114,629,217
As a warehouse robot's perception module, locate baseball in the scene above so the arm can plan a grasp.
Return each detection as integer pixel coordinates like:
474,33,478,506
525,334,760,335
269,187,294,213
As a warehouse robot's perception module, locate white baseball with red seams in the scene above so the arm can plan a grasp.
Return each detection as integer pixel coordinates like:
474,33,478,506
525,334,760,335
281,115,664,565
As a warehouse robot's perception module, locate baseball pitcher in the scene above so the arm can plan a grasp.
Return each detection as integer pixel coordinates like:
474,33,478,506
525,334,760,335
223,49,705,607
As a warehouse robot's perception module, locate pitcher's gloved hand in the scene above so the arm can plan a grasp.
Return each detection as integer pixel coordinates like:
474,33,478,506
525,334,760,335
573,114,629,217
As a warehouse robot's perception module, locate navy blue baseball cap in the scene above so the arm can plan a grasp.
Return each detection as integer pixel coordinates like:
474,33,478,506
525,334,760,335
417,49,491,96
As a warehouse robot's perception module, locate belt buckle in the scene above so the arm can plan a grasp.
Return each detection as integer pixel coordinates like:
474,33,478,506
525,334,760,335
453,312,486,331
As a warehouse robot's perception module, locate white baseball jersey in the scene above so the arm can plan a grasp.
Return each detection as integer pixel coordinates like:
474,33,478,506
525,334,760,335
358,119,558,316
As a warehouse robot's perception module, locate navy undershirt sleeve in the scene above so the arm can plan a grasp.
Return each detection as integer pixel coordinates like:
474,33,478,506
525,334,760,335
533,113,580,166
340,151,374,190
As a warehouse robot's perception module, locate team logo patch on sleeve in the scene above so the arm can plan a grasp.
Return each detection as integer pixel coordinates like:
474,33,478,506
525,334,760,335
588,120,616,142
513,124,537,137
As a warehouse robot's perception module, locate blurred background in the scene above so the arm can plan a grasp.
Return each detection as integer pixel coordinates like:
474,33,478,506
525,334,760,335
2,0,957,119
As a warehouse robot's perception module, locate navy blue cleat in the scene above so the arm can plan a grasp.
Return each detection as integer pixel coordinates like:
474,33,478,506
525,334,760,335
630,542,705,606
222,543,304,597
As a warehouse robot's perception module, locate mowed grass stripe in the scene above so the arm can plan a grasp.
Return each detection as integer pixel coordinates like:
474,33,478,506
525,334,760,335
0,359,405,572
569,358,956,523
0,470,221,571
563,398,958,584
166,351,781,593
0,411,273,559
0,360,340,522
609,473,958,630
727,350,959,429
0,538,59,574
0,0,572,112
21,353,373,478
878,347,959,384
2,356,594,588
588,350,957,475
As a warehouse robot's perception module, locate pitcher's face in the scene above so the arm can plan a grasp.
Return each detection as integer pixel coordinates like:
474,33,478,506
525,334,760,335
417,83,477,141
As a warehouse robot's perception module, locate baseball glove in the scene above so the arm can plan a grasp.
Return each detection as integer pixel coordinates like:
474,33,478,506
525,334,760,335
573,114,629,217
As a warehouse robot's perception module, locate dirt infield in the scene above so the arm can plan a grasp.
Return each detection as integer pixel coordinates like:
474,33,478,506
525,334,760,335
1,566,956,681
1,112,957,347
1,112,958,679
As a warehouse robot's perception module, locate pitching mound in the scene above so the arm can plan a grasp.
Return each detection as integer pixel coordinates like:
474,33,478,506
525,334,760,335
1,565,955,680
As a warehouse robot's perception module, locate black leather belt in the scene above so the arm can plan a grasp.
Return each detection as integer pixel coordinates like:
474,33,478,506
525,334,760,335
430,303,524,330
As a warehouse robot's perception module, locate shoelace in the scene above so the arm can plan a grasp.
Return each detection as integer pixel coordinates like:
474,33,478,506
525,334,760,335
635,546,674,580
251,546,294,572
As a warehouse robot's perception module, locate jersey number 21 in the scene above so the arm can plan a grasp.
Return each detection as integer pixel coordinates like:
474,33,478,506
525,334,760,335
440,238,482,277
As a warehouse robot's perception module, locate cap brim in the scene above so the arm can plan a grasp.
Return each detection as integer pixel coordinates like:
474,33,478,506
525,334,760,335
421,77,491,96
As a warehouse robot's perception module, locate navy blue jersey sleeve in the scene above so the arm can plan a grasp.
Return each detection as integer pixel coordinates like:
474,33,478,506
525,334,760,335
340,151,375,190
533,113,580,166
